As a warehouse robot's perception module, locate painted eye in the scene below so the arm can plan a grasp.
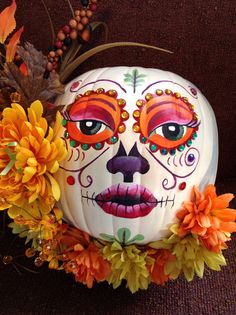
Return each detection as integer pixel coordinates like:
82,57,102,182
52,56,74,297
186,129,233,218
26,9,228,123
76,120,108,135
150,123,187,141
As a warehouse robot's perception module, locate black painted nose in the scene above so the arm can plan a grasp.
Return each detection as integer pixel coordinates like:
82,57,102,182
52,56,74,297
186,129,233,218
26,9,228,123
106,142,150,182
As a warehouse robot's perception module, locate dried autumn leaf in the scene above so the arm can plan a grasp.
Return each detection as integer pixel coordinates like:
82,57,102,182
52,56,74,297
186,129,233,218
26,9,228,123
6,26,24,62
0,42,65,122
0,0,17,44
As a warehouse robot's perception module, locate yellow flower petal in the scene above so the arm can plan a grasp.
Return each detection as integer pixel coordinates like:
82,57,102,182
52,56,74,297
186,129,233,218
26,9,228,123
29,100,43,122
22,166,36,183
46,173,60,201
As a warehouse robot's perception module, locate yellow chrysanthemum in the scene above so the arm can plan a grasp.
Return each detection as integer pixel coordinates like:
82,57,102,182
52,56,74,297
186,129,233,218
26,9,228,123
0,101,67,213
150,224,227,282
9,206,63,249
102,241,154,293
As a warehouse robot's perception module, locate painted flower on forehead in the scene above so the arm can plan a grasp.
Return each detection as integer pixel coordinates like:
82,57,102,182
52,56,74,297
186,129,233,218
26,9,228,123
0,101,67,213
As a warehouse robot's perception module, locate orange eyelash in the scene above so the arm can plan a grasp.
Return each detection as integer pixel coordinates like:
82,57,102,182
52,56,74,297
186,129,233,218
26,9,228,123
133,89,200,155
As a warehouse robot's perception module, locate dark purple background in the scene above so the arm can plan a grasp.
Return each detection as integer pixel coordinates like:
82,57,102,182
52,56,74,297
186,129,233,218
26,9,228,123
0,1,235,314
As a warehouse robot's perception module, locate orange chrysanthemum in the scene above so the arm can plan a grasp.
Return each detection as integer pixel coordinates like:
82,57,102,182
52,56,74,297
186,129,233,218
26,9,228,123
0,101,67,213
149,249,175,285
62,227,111,288
177,185,236,252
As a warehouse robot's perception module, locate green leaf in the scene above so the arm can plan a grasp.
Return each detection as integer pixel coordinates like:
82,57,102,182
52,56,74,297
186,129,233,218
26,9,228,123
99,233,116,242
126,233,145,245
117,228,131,244
124,78,132,83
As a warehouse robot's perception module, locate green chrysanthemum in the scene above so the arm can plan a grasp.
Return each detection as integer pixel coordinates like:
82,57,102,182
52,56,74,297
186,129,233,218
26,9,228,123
102,241,154,293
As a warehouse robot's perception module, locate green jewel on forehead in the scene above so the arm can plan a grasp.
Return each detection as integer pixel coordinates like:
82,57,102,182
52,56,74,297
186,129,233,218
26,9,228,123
192,132,198,139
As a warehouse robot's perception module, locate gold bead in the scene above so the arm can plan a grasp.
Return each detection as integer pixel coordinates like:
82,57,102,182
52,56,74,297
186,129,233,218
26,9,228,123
145,93,153,101
133,110,140,118
121,111,129,120
107,89,117,97
84,90,93,96
34,257,44,267
118,124,126,133
2,255,13,265
133,124,140,133
118,99,126,107
136,99,144,107
183,97,189,103
165,89,172,95
10,92,21,103
174,92,181,99
96,88,105,94
25,248,36,258
156,89,163,96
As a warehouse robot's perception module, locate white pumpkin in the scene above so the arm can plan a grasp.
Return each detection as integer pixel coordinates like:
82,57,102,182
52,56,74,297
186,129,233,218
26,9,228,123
55,66,218,245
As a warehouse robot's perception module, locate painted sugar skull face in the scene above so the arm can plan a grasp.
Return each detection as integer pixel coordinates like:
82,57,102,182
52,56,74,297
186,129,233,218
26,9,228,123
56,67,218,244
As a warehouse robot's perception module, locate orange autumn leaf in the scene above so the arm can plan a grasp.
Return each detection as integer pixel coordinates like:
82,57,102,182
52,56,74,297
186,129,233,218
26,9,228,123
6,26,24,62
19,62,28,76
0,0,17,44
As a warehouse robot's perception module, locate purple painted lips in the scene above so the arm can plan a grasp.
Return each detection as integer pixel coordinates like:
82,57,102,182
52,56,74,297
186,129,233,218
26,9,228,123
95,184,157,218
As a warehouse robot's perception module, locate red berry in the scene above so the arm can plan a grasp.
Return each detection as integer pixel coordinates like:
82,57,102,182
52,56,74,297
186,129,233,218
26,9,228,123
62,25,71,34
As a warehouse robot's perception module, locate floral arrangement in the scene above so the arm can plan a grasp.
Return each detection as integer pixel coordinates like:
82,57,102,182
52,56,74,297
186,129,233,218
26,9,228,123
0,0,236,293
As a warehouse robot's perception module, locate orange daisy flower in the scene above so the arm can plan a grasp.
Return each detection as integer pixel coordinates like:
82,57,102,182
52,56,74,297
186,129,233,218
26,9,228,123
148,249,175,285
177,185,236,252
62,227,111,288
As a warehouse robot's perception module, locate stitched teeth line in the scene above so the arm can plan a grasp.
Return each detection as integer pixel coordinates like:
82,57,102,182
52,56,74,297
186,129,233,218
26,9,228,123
81,192,175,207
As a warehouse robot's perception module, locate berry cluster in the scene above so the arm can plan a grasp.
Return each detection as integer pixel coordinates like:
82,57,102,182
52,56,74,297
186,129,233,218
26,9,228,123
47,0,98,72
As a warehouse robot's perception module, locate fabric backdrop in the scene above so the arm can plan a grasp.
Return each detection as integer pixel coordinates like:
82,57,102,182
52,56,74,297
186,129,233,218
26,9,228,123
0,1,235,314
